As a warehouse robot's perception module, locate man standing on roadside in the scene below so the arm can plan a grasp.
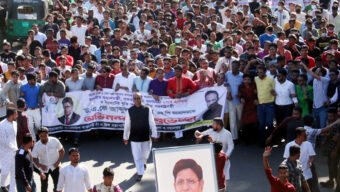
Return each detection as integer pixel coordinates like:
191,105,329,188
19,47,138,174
123,92,158,182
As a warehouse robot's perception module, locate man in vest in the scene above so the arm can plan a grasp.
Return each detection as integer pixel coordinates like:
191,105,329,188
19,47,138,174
123,92,158,182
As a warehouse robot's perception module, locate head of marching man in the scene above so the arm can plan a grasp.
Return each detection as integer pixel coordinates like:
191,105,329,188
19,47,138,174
69,147,80,165
38,127,49,144
133,92,142,107
173,158,204,192
212,117,224,132
6,108,18,122
22,133,34,149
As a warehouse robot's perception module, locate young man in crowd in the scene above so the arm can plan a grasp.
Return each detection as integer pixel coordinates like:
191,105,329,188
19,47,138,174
57,148,92,192
32,127,64,192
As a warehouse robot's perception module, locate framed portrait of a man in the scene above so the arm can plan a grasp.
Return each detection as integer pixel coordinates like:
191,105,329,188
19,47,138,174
153,144,218,192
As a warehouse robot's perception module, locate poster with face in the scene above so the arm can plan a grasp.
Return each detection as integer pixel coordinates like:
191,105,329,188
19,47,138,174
153,144,218,192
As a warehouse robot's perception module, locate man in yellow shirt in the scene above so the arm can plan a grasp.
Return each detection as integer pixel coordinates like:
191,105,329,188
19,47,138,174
283,13,301,31
3,61,15,82
254,66,276,146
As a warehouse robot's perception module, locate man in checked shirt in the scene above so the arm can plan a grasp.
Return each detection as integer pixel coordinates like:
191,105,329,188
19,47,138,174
281,145,311,192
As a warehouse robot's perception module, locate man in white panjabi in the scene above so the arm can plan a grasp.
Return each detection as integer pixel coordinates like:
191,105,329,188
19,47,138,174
0,108,18,192
123,92,158,182
56,148,92,192
195,117,234,183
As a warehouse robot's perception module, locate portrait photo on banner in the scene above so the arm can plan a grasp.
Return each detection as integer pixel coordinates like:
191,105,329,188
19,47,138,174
153,144,218,192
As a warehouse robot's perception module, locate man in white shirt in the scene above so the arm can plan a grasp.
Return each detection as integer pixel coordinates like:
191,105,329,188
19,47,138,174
274,69,298,125
113,62,136,92
32,127,64,192
283,127,319,192
65,68,84,92
32,24,47,45
135,21,151,41
57,148,92,192
71,16,88,46
0,108,18,192
215,46,237,73
274,1,290,27
195,118,234,181
123,93,158,182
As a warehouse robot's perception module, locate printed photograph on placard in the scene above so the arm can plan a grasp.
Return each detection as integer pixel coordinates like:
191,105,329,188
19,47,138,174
153,144,218,192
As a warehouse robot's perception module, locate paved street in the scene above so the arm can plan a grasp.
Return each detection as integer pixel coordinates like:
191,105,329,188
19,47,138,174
23,131,337,192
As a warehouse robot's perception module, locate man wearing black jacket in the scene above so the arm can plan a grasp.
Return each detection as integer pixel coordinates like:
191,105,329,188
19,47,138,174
15,133,46,192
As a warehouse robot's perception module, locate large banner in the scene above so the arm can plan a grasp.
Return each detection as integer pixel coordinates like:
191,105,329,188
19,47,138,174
42,87,227,134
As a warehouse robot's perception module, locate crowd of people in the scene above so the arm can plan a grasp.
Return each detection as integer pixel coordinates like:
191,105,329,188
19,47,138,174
0,0,340,190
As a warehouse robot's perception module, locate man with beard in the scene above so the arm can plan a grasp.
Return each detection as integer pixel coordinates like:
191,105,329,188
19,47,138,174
32,127,64,192
195,118,234,186
57,148,92,192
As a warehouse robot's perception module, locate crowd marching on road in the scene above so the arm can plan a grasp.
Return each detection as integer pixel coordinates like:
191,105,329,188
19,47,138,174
0,0,340,191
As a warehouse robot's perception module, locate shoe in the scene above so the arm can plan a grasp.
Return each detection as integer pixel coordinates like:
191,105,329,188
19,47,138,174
320,180,334,188
144,164,147,170
1,186,9,192
136,175,143,182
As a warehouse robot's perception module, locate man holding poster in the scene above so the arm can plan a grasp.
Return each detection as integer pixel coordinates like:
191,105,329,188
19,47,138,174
123,92,158,182
195,118,234,189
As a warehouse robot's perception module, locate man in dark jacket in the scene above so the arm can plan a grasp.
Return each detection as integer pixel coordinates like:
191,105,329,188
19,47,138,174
123,92,158,182
15,133,46,192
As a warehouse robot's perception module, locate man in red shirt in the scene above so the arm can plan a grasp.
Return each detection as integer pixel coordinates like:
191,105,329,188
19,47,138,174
263,146,296,192
95,66,115,90
214,142,227,192
295,45,315,69
167,65,197,98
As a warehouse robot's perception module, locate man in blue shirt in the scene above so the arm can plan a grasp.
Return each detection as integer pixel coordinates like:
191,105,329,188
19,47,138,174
20,73,41,140
132,68,152,93
225,60,243,141
259,26,277,48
